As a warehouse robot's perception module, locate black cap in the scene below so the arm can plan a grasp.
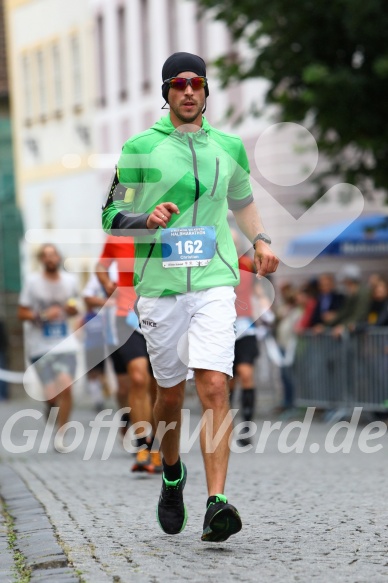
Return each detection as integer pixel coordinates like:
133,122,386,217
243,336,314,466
161,52,209,103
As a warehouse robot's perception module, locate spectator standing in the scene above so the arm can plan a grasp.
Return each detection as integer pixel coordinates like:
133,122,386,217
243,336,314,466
367,278,388,325
294,281,318,334
328,265,370,337
275,285,302,410
310,273,344,330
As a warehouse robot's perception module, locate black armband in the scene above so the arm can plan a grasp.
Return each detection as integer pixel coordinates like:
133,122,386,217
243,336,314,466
102,166,128,210
112,211,153,234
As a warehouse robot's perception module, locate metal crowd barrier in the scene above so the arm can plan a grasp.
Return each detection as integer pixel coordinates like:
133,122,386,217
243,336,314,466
293,328,388,411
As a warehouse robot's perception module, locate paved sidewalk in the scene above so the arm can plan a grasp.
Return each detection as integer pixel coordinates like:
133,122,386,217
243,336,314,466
1,398,388,582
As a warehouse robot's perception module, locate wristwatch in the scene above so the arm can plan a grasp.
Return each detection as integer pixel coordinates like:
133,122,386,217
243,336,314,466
253,233,272,248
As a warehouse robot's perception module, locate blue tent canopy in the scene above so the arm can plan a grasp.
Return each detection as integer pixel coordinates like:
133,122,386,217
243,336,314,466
287,214,388,257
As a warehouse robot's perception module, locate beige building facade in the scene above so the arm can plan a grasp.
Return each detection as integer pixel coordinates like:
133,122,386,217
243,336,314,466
5,0,104,277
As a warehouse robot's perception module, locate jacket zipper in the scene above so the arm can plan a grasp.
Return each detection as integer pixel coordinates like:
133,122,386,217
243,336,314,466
187,137,200,292
216,244,237,278
139,238,156,282
209,158,219,198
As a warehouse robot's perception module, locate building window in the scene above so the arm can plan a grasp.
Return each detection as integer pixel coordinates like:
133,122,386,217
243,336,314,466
117,6,128,101
21,54,33,125
96,14,106,107
70,34,82,112
140,0,150,92
196,7,207,59
36,49,47,121
167,0,178,55
51,43,63,117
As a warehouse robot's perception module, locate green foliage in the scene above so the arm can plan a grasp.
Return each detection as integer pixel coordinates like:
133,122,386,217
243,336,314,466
197,0,388,203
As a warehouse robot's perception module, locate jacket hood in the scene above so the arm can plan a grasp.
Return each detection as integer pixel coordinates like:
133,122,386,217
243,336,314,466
152,114,211,135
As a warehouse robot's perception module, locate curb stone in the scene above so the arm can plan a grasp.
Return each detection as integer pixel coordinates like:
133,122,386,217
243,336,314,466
0,463,80,582
0,510,14,581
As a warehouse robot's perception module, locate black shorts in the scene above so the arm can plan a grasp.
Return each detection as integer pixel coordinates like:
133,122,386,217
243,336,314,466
85,344,130,376
114,316,149,369
233,335,259,373
85,347,106,374
109,346,127,375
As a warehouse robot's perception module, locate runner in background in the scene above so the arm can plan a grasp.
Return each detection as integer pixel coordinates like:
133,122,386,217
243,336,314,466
81,272,114,412
96,235,162,473
18,244,79,452
230,229,259,446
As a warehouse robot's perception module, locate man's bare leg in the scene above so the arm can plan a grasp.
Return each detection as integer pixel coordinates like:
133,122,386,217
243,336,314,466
55,373,73,429
153,381,185,465
127,357,152,432
148,377,163,470
195,369,233,496
52,374,73,453
149,376,158,435
44,382,57,421
114,373,130,439
195,369,242,542
154,380,187,535
126,357,153,471
116,373,130,409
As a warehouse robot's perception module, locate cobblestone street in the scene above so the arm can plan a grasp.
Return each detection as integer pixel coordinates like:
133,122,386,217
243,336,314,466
1,398,388,582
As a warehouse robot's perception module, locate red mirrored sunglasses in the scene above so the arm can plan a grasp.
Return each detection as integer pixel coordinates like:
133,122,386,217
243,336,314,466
164,76,208,91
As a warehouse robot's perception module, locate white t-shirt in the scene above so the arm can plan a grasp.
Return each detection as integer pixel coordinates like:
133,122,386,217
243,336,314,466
19,271,80,358
82,273,104,304
81,272,118,346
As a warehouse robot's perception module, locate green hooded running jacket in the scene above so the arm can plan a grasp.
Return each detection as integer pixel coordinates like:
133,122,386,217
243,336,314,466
102,114,253,298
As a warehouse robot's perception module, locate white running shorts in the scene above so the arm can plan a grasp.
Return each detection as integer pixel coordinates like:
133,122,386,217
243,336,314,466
137,286,236,388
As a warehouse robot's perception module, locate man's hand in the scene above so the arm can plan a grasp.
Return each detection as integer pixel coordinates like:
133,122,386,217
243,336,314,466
332,324,345,338
312,324,325,335
103,280,117,297
42,305,64,321
322,311,336,324
146,202,180,229
253,241,279,277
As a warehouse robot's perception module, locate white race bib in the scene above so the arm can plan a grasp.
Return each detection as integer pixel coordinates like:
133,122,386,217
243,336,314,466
161,226,216,268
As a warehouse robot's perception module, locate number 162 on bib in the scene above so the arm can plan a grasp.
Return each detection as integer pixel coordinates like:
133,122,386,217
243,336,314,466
161,226,216,268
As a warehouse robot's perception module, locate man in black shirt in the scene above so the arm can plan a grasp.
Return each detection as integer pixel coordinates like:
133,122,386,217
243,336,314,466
310,273,344,329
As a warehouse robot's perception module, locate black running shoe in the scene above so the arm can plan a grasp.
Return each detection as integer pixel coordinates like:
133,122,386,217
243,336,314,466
201,494,242,542
236,425,252,448
157,462,187,535
236,437,252,447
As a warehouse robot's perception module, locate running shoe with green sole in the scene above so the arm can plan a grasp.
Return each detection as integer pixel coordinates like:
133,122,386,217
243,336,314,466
157,462,188,534
201,494,242,542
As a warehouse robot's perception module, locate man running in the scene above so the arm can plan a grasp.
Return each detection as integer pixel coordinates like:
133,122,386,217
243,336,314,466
229,229,260,447
96,235,161,473
102,52,278,541
18,244,79,452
